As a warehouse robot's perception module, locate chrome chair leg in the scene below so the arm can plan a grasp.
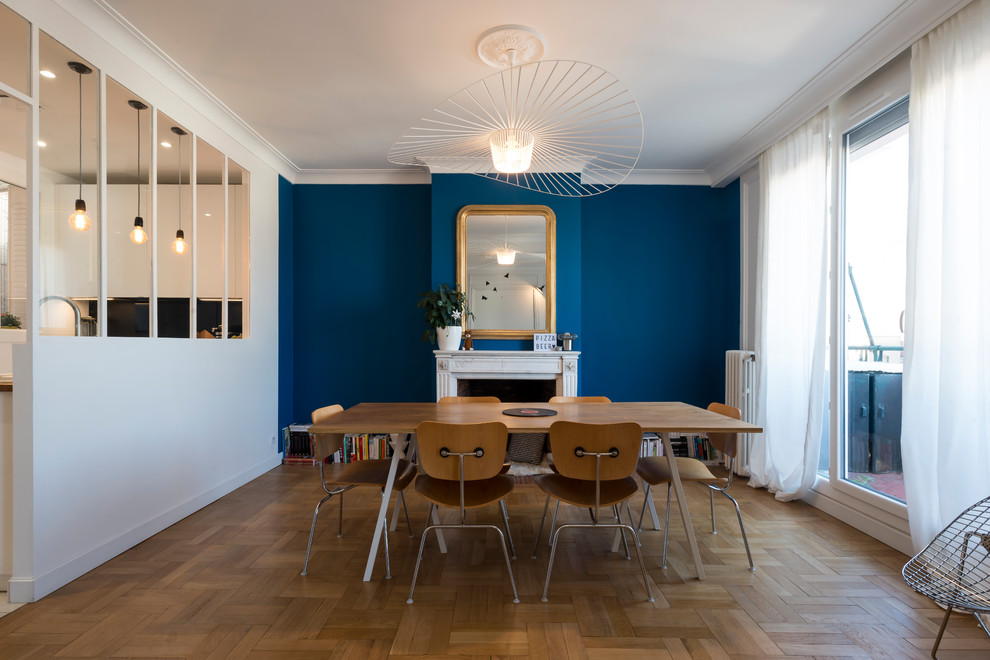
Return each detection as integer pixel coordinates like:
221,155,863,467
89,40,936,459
662,484,672,569
500,499,516,559
720,490,754,570
542,523,566,602
407,523,433,604
382,516,392,580
710,490,717,534
637,482,652,531
491,523,520,603
400,491,414,538
542,522,654,603
625,501,641,547
614,505,630,559
531,495,551,558
409,522,519,605
302,492,333,575
548,500,560,546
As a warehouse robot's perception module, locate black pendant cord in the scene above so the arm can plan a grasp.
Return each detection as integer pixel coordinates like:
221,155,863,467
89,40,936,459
136,107,141,215
77,68,83,198
177,134,182,232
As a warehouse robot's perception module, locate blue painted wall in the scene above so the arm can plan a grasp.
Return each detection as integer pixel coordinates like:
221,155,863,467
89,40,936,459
283,178,739,419
290,184,433,420
581,183,740,405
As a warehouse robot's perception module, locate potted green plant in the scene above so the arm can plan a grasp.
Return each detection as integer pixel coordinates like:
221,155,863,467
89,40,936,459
417,283,473,350
1,313,21,329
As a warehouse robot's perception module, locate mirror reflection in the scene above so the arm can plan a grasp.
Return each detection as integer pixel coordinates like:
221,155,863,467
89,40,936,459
457,205,555,339
0,95,27,333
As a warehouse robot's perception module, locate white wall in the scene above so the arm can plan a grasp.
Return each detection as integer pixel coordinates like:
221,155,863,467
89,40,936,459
5,0,287,602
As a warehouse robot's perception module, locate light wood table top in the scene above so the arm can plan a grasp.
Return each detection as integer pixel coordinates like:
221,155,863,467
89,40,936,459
308,401,762,435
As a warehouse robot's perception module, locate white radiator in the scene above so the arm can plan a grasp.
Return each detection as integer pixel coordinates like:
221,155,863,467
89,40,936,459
724,350,756,476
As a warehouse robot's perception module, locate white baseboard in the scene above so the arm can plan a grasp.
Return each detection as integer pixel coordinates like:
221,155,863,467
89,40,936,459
802,486,913,556
7,455,281,603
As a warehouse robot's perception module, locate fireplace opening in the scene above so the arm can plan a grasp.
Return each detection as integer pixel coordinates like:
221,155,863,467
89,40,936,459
456,378,556,403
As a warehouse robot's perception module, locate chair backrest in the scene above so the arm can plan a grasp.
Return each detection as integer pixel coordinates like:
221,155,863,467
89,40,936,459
548,395,611,403
310,404,345,460
416,421,507,481
437,396,501,404
706,402,740,457
548,421,641,481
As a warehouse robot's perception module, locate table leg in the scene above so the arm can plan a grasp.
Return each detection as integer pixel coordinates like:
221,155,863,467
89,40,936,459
363,433,406,582
662,433,706,580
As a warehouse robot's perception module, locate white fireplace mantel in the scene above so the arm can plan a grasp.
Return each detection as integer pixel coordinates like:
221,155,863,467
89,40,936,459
434,350,579,401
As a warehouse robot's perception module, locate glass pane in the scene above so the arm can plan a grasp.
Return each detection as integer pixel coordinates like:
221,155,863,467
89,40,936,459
226,160,248,338
0,4,30,96
0,93,28,332
157,111,191,338
842,116,907,502
39,33,99,336
195,138,224,338
107,78,151,336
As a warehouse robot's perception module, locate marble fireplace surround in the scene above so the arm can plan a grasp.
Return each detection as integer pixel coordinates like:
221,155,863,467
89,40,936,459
434,350,579,401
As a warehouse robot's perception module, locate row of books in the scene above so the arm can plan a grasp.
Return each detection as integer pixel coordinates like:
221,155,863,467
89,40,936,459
327,433,394,464
281,424,394,466
640,433,721,463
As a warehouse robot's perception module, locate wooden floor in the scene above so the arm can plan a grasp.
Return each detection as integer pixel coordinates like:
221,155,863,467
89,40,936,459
1,465,988,659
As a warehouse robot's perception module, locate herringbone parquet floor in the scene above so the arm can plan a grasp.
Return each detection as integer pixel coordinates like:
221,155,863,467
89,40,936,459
1,465,988,659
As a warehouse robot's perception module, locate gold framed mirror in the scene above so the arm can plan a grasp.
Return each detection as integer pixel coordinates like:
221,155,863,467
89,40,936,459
457,204,555,339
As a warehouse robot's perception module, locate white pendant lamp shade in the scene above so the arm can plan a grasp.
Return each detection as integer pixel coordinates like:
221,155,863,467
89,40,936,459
490,128,534,174
388,53,642,197
495,248,516,265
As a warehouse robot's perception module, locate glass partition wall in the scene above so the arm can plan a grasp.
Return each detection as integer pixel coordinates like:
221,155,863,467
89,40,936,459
38,33,100,336
0,4,250,340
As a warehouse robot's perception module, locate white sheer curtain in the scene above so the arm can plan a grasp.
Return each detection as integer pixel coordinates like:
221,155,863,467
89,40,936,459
903,0,990,551
750,109,829,501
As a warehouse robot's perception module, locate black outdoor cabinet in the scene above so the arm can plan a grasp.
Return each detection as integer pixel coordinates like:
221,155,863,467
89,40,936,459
846,370,903,474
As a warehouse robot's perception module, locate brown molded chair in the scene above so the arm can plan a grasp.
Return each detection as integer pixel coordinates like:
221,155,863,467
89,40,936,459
636,402,754,570
548,395,612,403
302,405,417,577
407,421,519,604
532,420,654,602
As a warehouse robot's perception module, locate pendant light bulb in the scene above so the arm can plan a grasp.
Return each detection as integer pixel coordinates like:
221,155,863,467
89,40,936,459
128,99,148,245
130,216,148,244
68,61,93,231
172,229,187,255
68,199,91,231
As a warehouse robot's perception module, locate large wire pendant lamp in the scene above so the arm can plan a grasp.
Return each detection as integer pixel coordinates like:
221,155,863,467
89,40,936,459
388,25,643,197
67,61,93,231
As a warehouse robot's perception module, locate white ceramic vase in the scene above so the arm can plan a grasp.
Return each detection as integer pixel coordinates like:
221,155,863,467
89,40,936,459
436,326,462,351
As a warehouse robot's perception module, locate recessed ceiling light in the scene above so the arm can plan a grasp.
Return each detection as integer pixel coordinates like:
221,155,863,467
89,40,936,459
204,213,212,217
37,140,47,147
160,141,172,148
40,70,56,79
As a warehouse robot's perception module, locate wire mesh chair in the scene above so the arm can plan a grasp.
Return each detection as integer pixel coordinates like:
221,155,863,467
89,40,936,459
902,495,990,658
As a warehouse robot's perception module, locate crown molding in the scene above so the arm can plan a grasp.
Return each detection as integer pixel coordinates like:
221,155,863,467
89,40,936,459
291,168,431,185
705,0,973,187
622,169,711,186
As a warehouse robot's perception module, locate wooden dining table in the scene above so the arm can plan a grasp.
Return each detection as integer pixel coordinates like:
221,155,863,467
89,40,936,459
308,401,763,582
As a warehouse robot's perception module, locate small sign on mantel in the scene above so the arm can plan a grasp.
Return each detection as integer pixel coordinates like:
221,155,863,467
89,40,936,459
533,333,557,351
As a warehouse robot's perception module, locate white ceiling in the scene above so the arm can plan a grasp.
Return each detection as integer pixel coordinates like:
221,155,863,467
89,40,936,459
88,0,967,185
